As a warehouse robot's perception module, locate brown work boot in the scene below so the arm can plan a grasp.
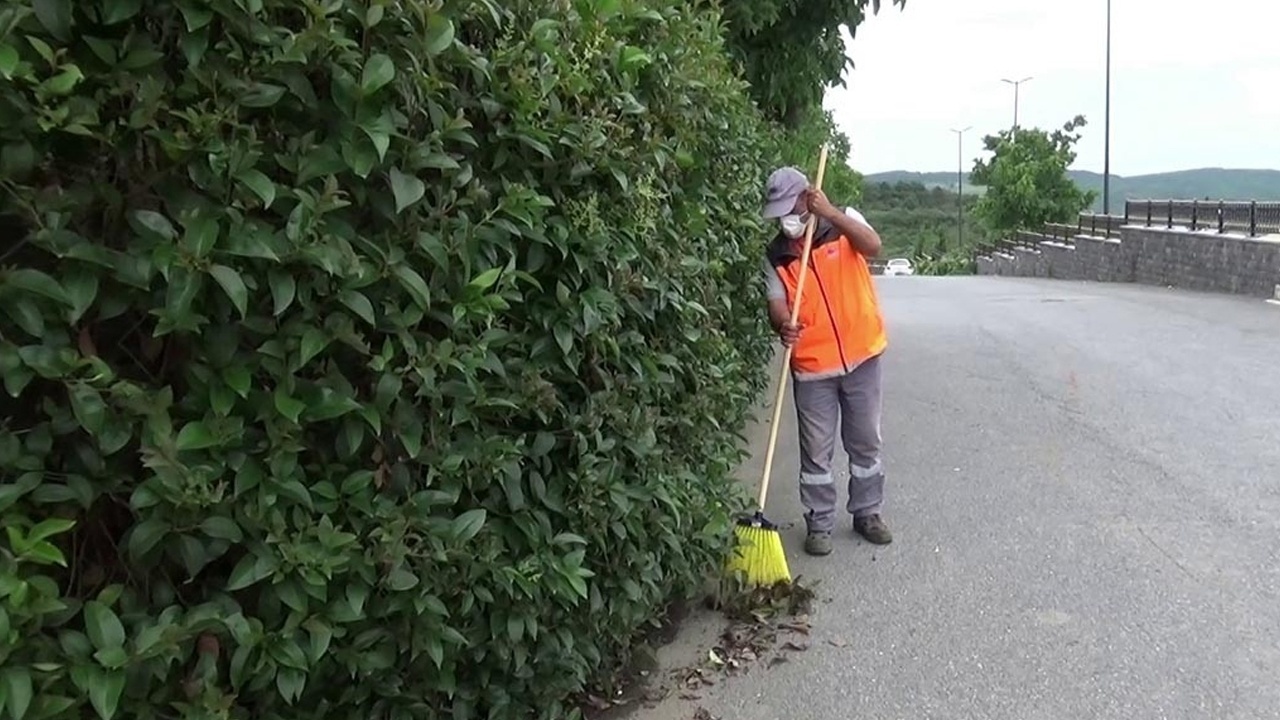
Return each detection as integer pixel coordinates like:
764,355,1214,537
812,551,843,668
804,530,833,556
853,514,893,545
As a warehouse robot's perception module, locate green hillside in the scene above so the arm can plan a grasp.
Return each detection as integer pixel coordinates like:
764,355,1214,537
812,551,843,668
864,168,1280,211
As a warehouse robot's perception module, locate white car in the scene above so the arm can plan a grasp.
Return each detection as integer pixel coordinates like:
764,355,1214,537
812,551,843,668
883,258,915,277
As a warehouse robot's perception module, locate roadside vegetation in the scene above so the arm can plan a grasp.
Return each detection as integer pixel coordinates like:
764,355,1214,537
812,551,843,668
0,1,903,718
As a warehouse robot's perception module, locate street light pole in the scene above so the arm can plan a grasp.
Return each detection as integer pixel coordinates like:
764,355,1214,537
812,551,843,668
1001,76,1033,141
1103,0,1112,214
950,126,972,248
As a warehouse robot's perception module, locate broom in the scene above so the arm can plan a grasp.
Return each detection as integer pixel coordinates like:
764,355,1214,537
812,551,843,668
728,143,830,588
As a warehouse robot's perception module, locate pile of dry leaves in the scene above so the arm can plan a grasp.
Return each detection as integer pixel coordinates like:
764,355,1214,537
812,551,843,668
582,577,822,719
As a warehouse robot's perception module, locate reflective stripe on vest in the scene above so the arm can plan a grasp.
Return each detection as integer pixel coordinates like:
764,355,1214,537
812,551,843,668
767,221,887,381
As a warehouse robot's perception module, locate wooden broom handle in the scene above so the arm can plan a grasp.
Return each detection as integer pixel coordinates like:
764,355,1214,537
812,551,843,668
757,144,830,509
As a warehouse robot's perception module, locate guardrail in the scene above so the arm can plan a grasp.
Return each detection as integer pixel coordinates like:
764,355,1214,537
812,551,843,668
982,212,1123,255
1124,199,1280,237
1075,212,1124,239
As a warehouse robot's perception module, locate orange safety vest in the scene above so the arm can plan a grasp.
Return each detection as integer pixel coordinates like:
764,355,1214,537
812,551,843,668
766,218,887,381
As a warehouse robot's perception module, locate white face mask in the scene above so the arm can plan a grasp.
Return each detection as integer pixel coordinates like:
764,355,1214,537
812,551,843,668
780,212,811,239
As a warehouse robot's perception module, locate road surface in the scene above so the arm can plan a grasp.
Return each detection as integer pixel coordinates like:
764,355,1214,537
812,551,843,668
637,276,1280,720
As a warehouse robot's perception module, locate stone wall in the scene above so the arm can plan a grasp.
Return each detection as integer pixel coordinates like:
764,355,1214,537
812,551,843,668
976,225,1280,299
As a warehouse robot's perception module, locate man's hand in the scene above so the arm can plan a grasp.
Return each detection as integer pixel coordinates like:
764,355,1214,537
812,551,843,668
804,189,882,258
803,188,841,221
779,321,802,347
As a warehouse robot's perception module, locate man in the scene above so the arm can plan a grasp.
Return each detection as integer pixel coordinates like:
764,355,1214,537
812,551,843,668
760,166,891,556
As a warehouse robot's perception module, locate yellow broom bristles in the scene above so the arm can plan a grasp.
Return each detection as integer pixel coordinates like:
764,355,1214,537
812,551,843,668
727,520,791,587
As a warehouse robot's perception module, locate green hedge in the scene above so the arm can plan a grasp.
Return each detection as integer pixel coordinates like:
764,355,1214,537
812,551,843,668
0,0,782,718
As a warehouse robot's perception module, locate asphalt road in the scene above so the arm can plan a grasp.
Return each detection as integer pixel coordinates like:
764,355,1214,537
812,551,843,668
639,276,1280,720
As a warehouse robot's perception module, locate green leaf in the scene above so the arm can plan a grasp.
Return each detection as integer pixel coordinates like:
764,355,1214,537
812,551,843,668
240,83,286,108
619,45,653,71
297,327,329,368
389,167,425,214
132,210,176,240
87,669,125,720
274,579,306,613
210,382,236,416
468,267,502,292
175,421,218,451
63,270,98,324
126,519,168,559
276,668,305,704
0,44,18,80
554,323,572,355
339,290,375,326
21,541,66,566
101,0,143,24
33,0,73,40
27,517,75,543
81,35,117,65
209,265,249,318
449,509,486,543
341,136,378,178
530,432,556,457
237,169,276,208
393,266,430,310
223,366,251,398
5,268,69,305
92,646,128,670
1,666,33,720
361,53,395,92
226,552,277,591
83,601,126,651
182,25,209,68
200,516,243,542
273,386,305,423
386,568,418,591
304,617,333,663
269,271,296,316
424,13,455,55
0,468,36,512
9,299,44,338
177,0,214,31
424,152,461,170
68,383,107,437
42,65,83,95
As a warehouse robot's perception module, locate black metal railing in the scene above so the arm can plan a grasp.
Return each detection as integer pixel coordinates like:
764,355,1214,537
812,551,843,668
1124,199,1280,237
1075,212,1124,238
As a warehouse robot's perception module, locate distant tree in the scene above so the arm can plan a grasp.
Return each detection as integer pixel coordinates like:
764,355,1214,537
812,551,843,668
779,105,863,205
860,180,986,264
723,0,907,127
970,115,1097,236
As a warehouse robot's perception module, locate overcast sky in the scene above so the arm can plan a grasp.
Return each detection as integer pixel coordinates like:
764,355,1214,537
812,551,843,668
825,0,1280,176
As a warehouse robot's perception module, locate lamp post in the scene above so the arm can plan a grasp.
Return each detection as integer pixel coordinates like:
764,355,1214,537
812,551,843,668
950,126,972,247
1001,76,1033,141
1103,0,1112,214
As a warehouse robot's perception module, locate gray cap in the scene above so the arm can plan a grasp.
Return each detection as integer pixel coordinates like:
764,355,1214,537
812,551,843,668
762,166,809,219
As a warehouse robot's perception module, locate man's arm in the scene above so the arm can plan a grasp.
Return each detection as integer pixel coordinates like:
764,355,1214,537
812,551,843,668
763,257,801,345
827,206,882,258
806,190,882,258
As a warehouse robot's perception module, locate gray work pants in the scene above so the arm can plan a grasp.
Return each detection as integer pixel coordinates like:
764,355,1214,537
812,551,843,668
793,353,885,533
